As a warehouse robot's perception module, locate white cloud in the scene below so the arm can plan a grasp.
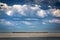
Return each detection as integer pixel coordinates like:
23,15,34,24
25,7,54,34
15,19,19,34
6,10,13,16
13,5,22,9
25,18,39,20
42,22,46,24
13,5,28,16
48,19,60,23
22,21,32,25
43,19,60,24
51,9,60,17
1,2,60,18
0,2,48,18
5,21,12,25
36,10,47,18
42,18,60,24
48,5,51,8
0,19,13,25
29,26,36,28
0,2,8,10
31,5,40,10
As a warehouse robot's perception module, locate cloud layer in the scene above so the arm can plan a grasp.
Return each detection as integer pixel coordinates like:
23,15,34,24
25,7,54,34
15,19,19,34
0,2,60,28
0,2,60,18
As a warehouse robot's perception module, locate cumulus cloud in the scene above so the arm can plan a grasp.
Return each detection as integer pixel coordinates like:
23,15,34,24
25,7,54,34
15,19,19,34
6,10,13,16
36,10,47,18
0,2,8,10
0,2,47,18
51,9,60,17
31,5,40,10
1,2,60,18
13,5,27,16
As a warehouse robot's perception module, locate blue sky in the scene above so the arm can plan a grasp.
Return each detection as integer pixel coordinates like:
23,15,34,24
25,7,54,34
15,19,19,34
0,0,60,32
